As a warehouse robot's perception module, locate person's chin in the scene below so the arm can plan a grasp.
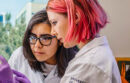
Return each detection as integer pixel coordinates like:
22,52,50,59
36,57,46,62
37,59,44,62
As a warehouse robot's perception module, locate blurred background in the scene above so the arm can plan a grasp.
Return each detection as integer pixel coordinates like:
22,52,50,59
0,0,48,60
0,0,130,60
99,0,130,57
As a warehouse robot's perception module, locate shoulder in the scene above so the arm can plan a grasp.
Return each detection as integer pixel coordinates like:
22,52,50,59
68,44,116,77
71,44,115,65
12,46,23,55
8,46,27,69
61,42,121,83
89,44,114,64
10,46,24,59
82,43,115,66
88,44,116,71
61,62,111,83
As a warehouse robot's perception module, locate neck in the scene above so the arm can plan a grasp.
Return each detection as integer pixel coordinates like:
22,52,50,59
45,57,57,65
77,39,92,49
77,34,100,49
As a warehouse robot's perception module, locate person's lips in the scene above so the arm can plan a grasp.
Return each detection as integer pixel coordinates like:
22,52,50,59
34,51,45,55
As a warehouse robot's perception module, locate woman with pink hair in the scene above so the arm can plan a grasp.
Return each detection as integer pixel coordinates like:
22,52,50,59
46,0,121,83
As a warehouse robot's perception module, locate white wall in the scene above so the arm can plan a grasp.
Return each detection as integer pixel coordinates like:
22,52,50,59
99,0,130,57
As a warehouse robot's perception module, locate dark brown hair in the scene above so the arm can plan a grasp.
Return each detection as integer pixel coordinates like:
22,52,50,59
22,9,78,77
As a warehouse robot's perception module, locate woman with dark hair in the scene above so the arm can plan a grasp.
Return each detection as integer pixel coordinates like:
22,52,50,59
46,0,121,83
8,9,78,83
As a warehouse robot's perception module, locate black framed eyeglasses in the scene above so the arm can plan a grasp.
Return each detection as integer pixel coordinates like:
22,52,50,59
28,35,56,46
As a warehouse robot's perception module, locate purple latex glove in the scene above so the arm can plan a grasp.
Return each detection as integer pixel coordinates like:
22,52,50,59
13,70,31,83
0,55,31,83
0,55,14,83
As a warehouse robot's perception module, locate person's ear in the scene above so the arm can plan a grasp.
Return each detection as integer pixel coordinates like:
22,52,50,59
76,13,80,24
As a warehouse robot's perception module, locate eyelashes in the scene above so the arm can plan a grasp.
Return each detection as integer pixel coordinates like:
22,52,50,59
51,21,57,26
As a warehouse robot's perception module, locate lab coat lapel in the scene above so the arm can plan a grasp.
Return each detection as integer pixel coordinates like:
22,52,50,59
44,66,61,83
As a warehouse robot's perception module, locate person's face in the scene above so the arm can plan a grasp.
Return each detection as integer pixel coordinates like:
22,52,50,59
30,23,58,65
47,11,77,48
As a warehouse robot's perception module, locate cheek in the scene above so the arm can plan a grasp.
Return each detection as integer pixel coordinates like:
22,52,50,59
56,23,67,36
54,25,61,34
47,40,58,55
30,45,34,52
60,25,68,38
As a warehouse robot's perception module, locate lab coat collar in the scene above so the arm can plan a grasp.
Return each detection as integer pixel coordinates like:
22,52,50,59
44,65,60,82
76,36,109,58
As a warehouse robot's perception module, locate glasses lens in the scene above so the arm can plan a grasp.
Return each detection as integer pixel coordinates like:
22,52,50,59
29,36,37,44
40,36,53,45
29,35,56,46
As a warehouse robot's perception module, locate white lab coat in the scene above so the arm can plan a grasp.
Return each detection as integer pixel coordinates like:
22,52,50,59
8,46,61,83
60,36,121,83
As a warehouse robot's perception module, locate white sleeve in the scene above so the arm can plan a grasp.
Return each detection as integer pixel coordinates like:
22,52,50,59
8,46,23,70
60,63,111,83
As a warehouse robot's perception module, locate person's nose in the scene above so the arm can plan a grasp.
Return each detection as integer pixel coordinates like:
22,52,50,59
51,28,57,36
34,39,42,48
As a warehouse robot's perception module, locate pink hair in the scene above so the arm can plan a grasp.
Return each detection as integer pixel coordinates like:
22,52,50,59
47,0,108,43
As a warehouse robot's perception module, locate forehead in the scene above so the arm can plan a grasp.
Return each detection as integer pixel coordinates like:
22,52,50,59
31,23,51,36
47,11,66,21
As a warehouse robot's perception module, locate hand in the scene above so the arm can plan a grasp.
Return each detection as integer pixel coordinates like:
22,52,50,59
13,70,31,83
0,55,14,83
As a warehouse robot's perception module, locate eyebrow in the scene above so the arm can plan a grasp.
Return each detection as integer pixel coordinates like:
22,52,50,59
49,19,56,23
49,20,52,24
30,33,52,37
30,33,36,36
